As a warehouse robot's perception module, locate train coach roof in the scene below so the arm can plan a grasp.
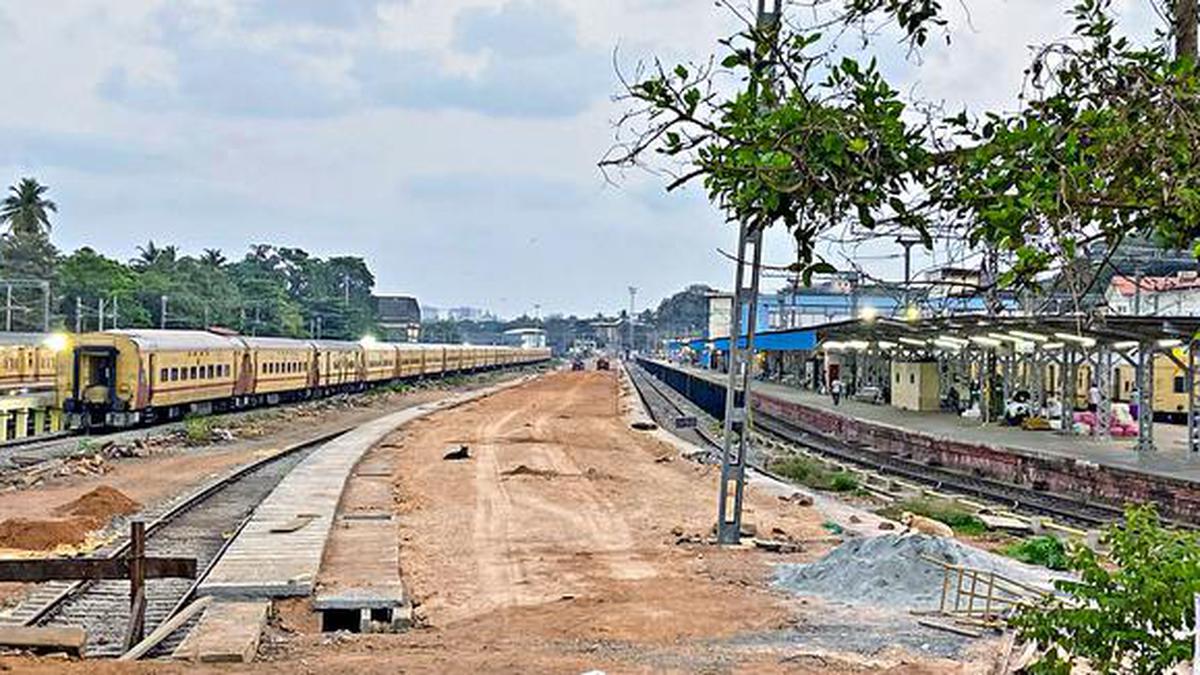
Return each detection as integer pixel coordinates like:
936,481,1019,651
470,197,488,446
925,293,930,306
236,336,315,350
0,332,49,346
103,329,243,351
311,339,362,350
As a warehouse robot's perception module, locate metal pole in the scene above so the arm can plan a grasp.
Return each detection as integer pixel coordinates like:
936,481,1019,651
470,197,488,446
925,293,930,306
41,282,49,333
97,298,105,332
716,0,780,546
5,284,11,332
628,286,638,355
75,297,82,333
112,295,118,329
160,295,167,329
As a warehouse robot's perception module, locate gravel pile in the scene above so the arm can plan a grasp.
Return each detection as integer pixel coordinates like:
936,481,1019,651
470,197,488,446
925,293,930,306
775,534,1061,609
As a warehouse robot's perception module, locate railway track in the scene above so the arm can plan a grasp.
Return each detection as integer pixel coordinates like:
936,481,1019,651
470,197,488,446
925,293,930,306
626,361,1130,531
3,426,351,658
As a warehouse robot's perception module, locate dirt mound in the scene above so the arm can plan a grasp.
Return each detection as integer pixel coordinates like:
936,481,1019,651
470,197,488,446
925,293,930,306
0,518,95,551
53,486,141,520
501,464,558,479
774,534,1061,609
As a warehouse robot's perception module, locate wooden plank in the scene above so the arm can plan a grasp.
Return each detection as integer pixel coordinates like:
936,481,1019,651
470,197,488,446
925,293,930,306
917,619,983,638
0,557,196,582
119,596,212,662
0,625,86,656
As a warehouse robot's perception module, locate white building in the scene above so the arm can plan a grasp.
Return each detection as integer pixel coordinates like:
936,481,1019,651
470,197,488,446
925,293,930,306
1106,271,1200,316
504,327,547,349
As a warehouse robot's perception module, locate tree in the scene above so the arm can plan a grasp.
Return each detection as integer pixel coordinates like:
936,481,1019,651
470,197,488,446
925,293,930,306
58,247,150,329
201,248,227,268
601,0,1200,302
0,178,56,238
653,284,714,338
1012,505,1200,674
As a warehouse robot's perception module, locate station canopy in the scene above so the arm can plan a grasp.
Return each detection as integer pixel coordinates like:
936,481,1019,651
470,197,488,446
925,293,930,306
821,314,1200,354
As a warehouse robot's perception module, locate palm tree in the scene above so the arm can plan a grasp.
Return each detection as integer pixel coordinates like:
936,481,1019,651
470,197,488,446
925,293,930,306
133,241,177,270
0,178,57,238
201,248,227,268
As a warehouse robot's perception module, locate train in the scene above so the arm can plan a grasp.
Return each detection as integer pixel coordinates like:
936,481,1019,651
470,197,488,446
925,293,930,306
54,329,551,429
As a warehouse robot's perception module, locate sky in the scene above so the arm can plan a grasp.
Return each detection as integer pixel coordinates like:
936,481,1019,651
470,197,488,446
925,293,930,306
0,0,1164,318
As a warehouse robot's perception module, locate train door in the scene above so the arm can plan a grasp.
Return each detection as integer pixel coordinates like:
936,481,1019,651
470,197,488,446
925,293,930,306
71,346,118,409
235,352,253,396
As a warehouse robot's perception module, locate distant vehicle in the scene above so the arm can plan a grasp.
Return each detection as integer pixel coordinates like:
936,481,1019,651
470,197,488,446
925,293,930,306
595,357,610,371
571,359,585,371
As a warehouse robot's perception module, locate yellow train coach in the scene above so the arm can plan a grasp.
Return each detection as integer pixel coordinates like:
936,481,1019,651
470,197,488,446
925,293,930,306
58,329,550,428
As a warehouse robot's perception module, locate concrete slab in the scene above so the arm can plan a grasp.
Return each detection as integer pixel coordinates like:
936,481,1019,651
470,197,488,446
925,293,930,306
198,377,533,599
313,449,408,630
172,600,269,664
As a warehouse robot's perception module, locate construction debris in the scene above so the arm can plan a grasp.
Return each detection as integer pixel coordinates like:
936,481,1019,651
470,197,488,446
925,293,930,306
442,445,471,461
774,534,1060,610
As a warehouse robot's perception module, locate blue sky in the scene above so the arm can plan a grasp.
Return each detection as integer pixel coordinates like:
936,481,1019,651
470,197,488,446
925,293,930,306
0,0,1163,318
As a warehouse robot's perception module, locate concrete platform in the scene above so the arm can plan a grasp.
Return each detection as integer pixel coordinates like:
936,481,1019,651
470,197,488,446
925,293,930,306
648,361,1200,520
199,378,532,599
312,452,410,632
172,600,269,663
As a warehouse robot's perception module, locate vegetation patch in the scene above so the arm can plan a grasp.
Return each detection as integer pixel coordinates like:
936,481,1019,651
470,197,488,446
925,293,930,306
878,498,987,537
771,456,860,493
183,414,214,445
1002,535,1069,571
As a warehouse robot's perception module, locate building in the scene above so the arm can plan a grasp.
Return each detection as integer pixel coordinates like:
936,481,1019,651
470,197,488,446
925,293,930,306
706,292,733,338
374,294,422,342
446,307,491,322
1106,271,1200,316
591,319,623,347
503,327,548,349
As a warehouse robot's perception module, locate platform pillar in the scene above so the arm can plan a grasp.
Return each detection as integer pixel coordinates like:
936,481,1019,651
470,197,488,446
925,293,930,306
32,409,46,435
1188,341,1200,453
1094,345,1112,439
1136,342,1156,452
0,413,9,442
48,408,62,432
12,410,27,439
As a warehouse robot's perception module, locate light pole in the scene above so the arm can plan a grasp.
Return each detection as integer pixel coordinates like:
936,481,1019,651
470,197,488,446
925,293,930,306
716,0,782,546
627,286,638,354
160,295,168,329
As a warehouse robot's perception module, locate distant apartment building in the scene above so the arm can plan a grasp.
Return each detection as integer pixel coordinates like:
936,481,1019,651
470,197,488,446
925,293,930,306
374,294,422,342
503,327,548,349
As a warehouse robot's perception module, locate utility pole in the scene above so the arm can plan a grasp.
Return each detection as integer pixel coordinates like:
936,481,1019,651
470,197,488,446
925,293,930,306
716,0,781,546
343,275,350,305
41,282,50,333
75,297,82,333
627,286,638,354
204,305,210,329
160,295,168,329
896,235,922,313
5,284,11,332
112,295,118,329
98,298,105,331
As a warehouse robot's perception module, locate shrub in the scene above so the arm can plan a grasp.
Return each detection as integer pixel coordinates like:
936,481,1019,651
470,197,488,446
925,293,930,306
772,456,859,493
1003,535,1069,571
184,415,213,445
1013,506,1200,675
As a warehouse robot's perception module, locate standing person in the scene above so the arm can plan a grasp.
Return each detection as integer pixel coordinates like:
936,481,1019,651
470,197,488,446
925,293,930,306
1129,387,1140,422
830,377,843,406
1088,383,1101,413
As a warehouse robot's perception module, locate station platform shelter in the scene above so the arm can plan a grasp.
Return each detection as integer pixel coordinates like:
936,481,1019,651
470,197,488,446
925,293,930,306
664,313,1200,481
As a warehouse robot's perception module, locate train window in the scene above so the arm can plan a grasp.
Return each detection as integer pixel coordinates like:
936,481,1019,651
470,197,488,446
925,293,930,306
180,368,188,381
1175,376,1187,394
261,362,266,374
170,367,179,381
190,366,198,379
207,365,214,379
160,368,168,382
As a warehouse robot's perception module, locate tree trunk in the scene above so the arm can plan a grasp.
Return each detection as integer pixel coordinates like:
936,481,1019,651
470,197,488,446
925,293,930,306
1177,0,1198,61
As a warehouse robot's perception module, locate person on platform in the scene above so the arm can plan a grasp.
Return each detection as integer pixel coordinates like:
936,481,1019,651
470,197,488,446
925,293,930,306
830,377,843,406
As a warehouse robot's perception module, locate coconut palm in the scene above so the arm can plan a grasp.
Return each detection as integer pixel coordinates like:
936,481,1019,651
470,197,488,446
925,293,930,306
0,178,56,238
133,241,177,270
201,248,227,268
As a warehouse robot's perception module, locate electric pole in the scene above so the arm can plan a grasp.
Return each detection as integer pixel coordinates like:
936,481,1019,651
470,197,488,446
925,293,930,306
716,0,782,546
160,295,168,329
75,297,82,333
627,286,637,354
98,298,105,331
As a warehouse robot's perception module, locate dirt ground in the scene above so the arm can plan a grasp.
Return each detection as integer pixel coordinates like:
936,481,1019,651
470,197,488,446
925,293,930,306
254,370,999,674
0,369,1004,673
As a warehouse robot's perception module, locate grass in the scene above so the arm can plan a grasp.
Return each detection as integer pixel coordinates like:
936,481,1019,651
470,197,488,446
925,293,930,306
1002,535,1070,570
184,414,214,445
771,456,861,493
878,497,989,537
